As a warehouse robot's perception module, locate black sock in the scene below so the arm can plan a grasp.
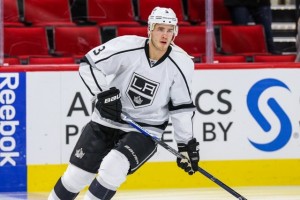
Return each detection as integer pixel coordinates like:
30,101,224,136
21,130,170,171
88,178,116,200
53,178,79,200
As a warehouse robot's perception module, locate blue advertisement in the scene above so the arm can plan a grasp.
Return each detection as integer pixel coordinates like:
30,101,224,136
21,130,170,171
0,72,27,192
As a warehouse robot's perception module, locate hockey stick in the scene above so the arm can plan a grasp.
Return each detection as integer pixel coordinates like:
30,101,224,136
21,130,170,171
121,114,247,200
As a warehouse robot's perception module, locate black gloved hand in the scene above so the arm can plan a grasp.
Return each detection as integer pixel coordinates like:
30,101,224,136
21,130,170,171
96,87,122,122
177,138,199,175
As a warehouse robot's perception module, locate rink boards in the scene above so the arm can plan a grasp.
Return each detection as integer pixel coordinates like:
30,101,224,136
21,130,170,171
0,64,300,192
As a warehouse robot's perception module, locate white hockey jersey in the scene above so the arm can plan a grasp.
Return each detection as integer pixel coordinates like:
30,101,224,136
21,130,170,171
79,35,196,144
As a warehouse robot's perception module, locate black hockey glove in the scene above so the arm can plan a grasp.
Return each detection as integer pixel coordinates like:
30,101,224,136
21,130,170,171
96,87,122,122
177,138,199,175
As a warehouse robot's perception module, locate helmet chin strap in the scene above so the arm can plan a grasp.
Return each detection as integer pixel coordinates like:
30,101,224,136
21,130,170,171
171,34,176,42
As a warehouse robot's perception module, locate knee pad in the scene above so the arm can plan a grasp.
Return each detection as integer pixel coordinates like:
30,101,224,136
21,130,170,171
98,149,130,189
62,164,95,193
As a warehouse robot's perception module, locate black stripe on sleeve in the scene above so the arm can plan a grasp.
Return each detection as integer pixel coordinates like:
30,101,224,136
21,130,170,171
79,73,95,96
89,64,103,92
168,56,192,96
94,47,144,64
168,101,196,112
80,56,104,94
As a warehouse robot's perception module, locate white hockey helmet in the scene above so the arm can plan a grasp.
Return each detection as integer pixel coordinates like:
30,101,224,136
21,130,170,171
148,7,178,36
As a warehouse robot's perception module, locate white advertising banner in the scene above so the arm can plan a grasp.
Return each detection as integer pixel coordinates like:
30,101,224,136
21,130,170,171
25,69,300,164
193,69,300,160
26,72,93,164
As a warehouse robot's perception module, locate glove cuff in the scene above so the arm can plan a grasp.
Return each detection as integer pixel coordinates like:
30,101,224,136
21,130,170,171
177,143,188,152
187,138,199,151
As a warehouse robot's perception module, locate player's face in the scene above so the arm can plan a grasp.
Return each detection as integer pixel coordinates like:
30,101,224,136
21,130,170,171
150,24,175,52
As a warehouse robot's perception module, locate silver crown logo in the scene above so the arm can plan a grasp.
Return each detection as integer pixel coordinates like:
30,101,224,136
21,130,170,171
134,96,143,104
75,148,85,159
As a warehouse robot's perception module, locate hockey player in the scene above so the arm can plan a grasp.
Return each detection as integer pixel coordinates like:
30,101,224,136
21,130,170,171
48,6,199,200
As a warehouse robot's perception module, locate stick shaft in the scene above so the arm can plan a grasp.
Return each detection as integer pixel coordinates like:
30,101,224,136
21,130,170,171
121,114,247,200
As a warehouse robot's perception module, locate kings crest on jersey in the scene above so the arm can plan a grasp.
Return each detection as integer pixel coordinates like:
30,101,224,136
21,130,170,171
126,72,160,108
79,35,196,141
